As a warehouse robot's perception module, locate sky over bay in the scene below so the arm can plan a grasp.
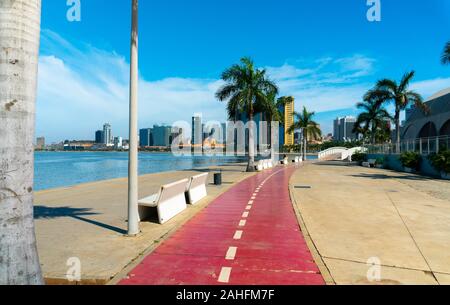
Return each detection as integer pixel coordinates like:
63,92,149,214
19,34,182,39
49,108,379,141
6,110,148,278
37,0,450,142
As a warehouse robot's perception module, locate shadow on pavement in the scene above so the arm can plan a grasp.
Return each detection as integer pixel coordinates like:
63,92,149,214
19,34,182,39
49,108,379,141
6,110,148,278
34,205,127,235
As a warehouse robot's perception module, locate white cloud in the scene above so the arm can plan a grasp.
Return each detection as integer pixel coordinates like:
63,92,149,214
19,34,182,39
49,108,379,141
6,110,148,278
36,30,448,142
36,30,226,142
410,77,450,100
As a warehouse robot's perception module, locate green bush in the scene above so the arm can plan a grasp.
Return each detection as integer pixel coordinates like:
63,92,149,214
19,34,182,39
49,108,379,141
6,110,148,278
352,152,367,163
428,150,450,174
375,157,385,165
399,151,421,170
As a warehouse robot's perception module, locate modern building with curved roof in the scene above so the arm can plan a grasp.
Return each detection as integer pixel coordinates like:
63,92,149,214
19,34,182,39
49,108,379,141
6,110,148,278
402,87,450,140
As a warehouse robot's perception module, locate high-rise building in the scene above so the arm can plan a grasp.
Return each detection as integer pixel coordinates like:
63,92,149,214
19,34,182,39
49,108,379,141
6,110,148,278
221,123,227,144
114,137,123,149
152,125,171,147
139,128,152,147
333,116,358,142
278,97,295,146
95,130,103,144
284,97,295,146
36,137,45,149
192,114,202,145
103,123,112,145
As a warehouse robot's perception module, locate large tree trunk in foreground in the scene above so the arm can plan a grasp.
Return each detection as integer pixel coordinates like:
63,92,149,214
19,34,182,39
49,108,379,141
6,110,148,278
0,0,43,285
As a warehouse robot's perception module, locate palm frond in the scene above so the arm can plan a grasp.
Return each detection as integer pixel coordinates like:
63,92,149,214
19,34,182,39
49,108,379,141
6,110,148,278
441,41,450,65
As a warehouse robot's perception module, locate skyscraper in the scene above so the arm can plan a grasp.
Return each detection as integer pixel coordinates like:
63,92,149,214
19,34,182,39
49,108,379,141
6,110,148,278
36,137,45,149
192,114,202,145
103,123,112,145
139,128,152,147
152,125,171,147
95,130,103,144
333,116,358,142
278,97,295,146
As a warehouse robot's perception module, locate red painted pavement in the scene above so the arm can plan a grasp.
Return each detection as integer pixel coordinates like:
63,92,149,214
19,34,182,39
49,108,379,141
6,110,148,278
119,165,325,285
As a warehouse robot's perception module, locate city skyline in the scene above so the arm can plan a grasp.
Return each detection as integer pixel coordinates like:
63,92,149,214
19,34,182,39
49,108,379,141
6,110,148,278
37,1,450,142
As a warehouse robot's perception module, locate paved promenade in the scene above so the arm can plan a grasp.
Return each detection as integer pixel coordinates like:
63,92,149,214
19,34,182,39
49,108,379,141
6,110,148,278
290,162,450,285
119,165,324,285
34,164,254,284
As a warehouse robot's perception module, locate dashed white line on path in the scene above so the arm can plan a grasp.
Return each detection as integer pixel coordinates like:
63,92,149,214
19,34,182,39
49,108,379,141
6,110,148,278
226,247,238,260
242,211,249,218
218,267,232,283
239,220,247,227
246,205,252,210
233,230,243,240
248,200,254,205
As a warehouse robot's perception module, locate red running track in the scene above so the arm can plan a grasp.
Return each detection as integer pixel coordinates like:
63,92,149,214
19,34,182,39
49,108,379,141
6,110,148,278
119,165,325,285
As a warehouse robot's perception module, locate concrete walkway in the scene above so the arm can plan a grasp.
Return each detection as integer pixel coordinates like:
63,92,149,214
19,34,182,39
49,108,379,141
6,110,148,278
290,162,450,285
34,164,254,284
118,165,324,285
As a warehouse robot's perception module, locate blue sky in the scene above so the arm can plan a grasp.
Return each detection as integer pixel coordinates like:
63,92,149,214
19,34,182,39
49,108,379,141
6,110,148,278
37,0,450,142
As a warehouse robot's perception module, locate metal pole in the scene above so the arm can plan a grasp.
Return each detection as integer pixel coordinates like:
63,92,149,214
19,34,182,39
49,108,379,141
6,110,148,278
128,0,139,236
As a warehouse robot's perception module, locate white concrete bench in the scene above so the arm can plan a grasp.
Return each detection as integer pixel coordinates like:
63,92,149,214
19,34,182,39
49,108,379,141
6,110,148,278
186,173,208,205
362,162,371,168
256,160,264,171
138,178,189,224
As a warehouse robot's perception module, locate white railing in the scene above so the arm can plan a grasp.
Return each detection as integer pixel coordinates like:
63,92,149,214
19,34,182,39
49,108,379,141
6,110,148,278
318,147,366,161
365,135,450,155
318,147,348,160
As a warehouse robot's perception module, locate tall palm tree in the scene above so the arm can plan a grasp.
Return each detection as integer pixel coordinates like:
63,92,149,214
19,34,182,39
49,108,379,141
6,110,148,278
0,0,43,284
288,107,322,161
365,71,427,153
354,98,392,144
442,41,450,65
216,57,278,171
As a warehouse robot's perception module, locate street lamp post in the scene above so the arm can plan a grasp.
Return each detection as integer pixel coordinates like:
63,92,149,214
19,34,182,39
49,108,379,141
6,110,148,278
127,0,139,236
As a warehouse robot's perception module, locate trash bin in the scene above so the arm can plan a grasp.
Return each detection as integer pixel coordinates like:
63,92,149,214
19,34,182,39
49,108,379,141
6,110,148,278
214,171,222,186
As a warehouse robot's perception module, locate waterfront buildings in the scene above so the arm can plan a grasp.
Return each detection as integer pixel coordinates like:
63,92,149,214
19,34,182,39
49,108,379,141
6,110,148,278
139,128,152,147
333,116,358,142
152,125,171,147
103,123,112,146
36,137,45,149
192,114,202,146
95,130,103,144
114,137,123,149
402,88,450,140
282,97,295,146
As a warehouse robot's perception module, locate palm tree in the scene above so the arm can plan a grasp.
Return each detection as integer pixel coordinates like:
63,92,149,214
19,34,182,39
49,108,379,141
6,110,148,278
365,71,427,153
0,0,43,284
442,41,450,65
288,107,322,161
354,98,392,144
216,57,278,171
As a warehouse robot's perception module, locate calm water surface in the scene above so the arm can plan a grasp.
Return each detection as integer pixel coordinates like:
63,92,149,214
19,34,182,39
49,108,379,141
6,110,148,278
34,152,246,191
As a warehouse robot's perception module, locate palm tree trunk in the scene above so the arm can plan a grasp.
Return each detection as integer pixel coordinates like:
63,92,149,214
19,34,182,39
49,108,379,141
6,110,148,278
0,0,44,284
395,108,401,154
303,129,307,161
371,125,376,145
247,111,256,172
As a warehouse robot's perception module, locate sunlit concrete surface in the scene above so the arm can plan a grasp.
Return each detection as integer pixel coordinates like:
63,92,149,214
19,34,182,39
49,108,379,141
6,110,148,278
290,161,450,285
